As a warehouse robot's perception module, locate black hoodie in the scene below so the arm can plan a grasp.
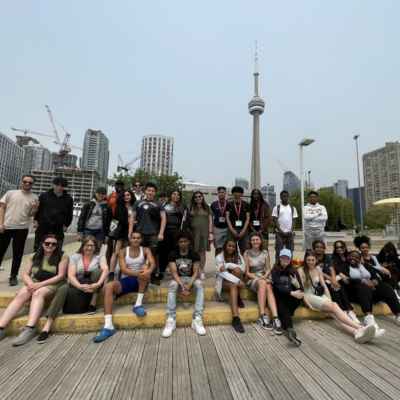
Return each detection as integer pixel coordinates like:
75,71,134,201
34,189,73,229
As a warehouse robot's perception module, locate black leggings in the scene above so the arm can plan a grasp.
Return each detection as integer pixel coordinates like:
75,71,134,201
345,282,400,315
328,281,353,311
157,230,176,275
273,289,303,330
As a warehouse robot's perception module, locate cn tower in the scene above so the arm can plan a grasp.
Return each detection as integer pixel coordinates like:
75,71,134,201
248,42,265,190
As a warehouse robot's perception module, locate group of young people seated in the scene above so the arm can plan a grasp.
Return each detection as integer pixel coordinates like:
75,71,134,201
0,230,399,347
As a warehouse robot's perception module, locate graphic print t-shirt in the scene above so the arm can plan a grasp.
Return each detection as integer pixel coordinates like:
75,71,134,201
167,248,200,277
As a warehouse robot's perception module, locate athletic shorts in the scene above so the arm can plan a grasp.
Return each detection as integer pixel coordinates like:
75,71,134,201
115,276,147,299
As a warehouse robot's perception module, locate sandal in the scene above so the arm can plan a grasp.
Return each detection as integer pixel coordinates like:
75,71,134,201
133,305,147,317
93,328,116,342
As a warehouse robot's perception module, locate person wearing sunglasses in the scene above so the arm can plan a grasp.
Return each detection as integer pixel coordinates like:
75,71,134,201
271,249,304,346
132,180,145,201
0,234,68,346
330,240,349,271
189,191,213,280
0,175,39,286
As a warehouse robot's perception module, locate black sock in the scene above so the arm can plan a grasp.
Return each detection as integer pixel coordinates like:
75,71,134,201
26,326,35,329
233,316,240,321
0,327,4,330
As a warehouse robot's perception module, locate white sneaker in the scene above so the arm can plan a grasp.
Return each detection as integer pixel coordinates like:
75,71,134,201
354,325,376,343
364,314,379,330
394,290,400,301
162,318,176,338
0,266,4,270
373,328,386,339
347,310,361,324
200,272,206,280
191,317,206,335
396,316,400,326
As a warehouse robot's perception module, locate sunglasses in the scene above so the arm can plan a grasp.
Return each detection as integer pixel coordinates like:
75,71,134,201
23,181,34,185
134,184,142,187
281,256,291,260
44,242,58,247
84,244,95,248
335,246,344,249
194,195,202,199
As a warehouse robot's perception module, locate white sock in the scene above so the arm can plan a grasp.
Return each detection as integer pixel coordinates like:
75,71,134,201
135,293,144,308
104,314,114,330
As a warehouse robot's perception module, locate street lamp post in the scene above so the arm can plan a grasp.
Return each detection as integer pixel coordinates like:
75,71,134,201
354,134,364,233
299,138,315,250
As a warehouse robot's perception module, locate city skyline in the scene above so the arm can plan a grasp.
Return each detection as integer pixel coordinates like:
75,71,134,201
1,2,399,194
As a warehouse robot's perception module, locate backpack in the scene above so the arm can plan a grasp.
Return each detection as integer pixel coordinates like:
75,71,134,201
273,204,294,234
62,272,93,314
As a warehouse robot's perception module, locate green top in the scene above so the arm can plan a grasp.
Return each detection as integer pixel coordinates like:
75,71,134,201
28,253,69,292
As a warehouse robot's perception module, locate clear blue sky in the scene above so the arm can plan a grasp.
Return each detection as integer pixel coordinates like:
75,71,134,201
1,1,399,194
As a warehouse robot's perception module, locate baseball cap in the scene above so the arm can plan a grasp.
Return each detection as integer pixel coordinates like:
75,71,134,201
279,249,292,258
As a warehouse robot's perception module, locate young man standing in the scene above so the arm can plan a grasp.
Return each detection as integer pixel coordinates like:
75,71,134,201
93,231,156,342
106,179,126,266
128,182,166,285
162,230,206,338
303,191,328,249
0,175,39,285
272,191,298,260
33,177,73,251
158,193,168,205
210,186,229,256
225,186,250,254
133,180,145,201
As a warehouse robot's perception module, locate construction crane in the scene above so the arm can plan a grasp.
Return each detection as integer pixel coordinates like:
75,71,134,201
278,160,288,172
117,154,141,173
11,105,82,167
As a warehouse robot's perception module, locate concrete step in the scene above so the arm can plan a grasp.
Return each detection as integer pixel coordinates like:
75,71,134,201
0,299,393,335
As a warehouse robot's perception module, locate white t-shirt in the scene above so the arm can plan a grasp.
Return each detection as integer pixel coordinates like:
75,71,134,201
0,190,38,229
69,253,107,280
272,204,298,232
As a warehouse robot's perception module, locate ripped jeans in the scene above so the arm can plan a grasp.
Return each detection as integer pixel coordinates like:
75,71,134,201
167,277,204,320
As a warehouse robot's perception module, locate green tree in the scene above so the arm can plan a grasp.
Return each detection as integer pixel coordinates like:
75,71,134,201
288,187,354,230
363,208,394,229
107,168,186,199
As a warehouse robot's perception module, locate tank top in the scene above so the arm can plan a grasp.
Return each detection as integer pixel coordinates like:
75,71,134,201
121,246,145,278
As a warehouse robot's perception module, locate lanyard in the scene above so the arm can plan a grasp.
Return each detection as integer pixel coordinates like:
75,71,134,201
254,203,260,220
82,256,93,272
234,201,242,220
218,201,226,215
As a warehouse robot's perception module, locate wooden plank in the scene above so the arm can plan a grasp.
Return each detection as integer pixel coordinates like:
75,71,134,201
252,323,331,400
198,333,233,400
153,329,173,400
185,327,213,400
301,320,400,399
295,322,391,400
172,327,192,400
28,334,92,400
208,326,253,400
111,330,147,400
89,331,133,400
47,333,105,399
132,329,160,400
0,334,67,399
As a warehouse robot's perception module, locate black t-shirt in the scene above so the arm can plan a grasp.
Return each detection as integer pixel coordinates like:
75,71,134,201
210,200,228,229
167,248,200,277
226,200,250,230
316,254,334,275
133,199,165,235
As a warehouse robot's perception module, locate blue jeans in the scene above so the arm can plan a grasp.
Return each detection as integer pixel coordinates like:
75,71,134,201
83,229,106,242
167,277,204,319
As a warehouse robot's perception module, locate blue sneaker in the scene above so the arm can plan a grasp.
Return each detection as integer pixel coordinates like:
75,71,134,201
93,328,116,342
133,305,147,316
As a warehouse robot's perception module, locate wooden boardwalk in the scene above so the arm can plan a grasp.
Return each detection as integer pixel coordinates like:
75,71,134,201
0,316,400,400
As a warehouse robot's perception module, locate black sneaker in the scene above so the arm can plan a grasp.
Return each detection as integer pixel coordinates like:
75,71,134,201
9,276,18,286
258,314,273,330
157,273,164,283
237,296,245,309
37,331,51,344
273,318,283,335
150,276,161,286
232,317,245,333
285,328,301,346
87,305,97,315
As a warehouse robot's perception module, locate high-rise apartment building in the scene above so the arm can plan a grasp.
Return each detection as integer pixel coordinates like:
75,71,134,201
235,177,249,190
346,187,365,226
141,135,174,175
261,185,276,208
0,131,25,198
82,129,109,186
22,142,52,175
333,180,349,198
31,167,100,204
363,142,400,210
282,171,301,194
52,152,77,169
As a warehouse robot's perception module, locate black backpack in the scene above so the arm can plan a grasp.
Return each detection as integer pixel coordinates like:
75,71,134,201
62,272,92,314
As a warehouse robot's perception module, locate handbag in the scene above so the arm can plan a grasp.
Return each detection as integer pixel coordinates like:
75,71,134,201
62,273,93,314
108,219,120,237
311,279,325,296
33,251,64,282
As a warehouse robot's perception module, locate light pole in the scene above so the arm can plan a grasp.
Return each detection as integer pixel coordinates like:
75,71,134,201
299,138,315,250
266,182,270,203
308,170,312,189
354,134,364,233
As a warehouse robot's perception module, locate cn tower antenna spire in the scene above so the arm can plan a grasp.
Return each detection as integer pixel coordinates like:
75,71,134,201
254,40,259,96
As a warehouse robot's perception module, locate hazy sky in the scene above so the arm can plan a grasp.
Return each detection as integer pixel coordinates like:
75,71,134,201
1,1,399,194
